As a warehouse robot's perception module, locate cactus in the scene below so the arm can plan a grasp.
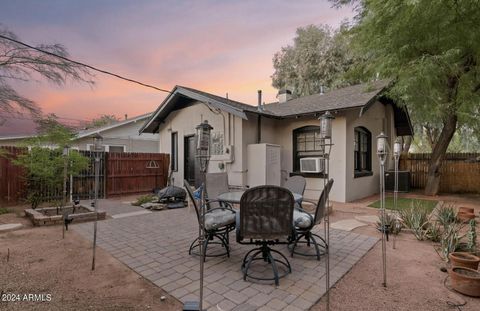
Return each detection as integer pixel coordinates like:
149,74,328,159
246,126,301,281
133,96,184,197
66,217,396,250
467,219,477,253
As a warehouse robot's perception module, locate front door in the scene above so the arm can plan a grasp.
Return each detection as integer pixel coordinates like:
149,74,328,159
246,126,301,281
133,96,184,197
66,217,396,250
184,135,196,185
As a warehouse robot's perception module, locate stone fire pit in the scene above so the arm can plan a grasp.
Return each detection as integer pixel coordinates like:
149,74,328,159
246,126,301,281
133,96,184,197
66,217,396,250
25,204,106,226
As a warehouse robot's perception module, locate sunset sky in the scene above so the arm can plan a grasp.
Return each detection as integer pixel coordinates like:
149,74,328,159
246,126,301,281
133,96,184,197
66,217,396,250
1,0,354,129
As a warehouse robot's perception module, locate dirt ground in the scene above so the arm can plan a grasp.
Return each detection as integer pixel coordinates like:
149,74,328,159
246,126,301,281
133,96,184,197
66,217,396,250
0,226,182,311
1,192,479,311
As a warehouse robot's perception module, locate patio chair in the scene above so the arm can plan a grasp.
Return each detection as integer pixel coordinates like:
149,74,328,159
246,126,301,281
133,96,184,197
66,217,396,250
205,172,231,209
284,175,306,206
236,185,295,286
289,179,334,260
184,180,236,260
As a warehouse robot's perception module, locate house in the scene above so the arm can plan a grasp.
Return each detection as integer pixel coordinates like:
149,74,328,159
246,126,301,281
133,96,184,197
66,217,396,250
0,113,159,153
140,80,413,202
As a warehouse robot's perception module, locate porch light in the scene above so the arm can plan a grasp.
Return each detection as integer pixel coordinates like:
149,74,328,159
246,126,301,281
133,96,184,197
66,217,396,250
319,111,334,139
195,120,213,173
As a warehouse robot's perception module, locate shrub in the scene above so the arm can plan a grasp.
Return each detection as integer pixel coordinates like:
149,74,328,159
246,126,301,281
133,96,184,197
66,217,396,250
0,207,10,215
437,222,464,262
376,212,402,235
132,194,156,206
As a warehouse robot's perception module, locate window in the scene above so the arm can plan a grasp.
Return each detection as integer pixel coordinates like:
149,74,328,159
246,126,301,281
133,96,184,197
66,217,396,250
109,146,125,153
354,127,372,177
171,132,178,171
292,126,325,176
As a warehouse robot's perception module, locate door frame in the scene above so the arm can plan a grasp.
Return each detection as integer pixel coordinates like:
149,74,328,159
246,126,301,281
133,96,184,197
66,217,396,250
184,135,196,185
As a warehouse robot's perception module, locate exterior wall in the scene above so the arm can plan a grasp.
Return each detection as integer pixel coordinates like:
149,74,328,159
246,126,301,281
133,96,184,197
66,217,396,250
158,101,245,187
264,116,347,202
75,120,159,153
344,101,396,202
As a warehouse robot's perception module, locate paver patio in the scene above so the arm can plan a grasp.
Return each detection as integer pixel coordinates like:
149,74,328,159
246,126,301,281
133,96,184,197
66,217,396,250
73,203,378,310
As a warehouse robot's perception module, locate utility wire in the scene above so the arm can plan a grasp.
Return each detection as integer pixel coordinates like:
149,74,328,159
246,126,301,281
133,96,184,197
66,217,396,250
0,34,172,94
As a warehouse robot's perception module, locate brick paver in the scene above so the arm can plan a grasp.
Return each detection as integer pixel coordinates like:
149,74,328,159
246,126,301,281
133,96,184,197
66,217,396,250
74,206,377,310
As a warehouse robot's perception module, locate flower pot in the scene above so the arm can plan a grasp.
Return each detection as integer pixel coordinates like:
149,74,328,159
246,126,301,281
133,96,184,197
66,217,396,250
459,207,475,214
457,211,475,223
449,252,480,270
449,267,480,297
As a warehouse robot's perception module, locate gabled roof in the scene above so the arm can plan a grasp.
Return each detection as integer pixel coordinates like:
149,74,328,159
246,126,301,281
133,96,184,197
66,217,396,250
76,113,152,139
140,80,413,135
263,80,389,117
140,86,257,133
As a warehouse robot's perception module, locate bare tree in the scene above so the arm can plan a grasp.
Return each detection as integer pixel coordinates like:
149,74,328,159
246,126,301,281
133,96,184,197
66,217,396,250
0,25,93,116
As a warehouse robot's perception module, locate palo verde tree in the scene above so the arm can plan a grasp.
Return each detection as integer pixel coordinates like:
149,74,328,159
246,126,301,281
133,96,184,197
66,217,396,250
271,23,361,97
14,115,89,209
0,25,93,116
333,0,480,195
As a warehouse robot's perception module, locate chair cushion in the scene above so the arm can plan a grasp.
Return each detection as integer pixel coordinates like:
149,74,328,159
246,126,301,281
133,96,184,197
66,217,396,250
293,209,313,229
204,210,236,230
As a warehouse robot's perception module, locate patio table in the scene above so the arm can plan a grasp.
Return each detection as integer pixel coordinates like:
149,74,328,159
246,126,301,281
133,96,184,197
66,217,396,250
217,191,303,204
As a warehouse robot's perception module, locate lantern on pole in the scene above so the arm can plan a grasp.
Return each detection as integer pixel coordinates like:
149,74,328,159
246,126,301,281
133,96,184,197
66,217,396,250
392,137,402,249
376,131,388,287
91,133,103,271
184,120,213,311
319,111,334,311
196,120,213,173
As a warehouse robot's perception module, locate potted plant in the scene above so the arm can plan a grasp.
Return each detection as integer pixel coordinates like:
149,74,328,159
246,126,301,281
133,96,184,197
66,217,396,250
449,267,480,297
449,252,480,270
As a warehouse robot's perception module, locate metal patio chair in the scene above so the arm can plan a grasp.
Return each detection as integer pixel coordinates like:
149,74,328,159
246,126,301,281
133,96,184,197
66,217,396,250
236,185,295,286
184,180,236,260
289,179,334,260
205,172,232,209
284,175,306,206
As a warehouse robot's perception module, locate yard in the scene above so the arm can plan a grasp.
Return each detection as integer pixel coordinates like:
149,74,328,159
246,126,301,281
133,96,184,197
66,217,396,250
1,192,479,310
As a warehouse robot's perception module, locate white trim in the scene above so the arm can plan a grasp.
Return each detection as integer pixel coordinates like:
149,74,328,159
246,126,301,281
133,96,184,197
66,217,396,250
86,144,126,152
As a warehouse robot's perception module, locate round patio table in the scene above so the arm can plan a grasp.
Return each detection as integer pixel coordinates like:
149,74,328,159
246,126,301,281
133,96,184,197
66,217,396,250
217,191,303,204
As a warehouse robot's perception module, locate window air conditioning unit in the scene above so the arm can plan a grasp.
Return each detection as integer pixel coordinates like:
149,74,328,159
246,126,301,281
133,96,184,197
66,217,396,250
300,157,324,173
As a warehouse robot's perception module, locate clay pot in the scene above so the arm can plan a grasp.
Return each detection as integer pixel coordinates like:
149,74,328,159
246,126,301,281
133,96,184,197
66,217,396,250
457,211,475,223
449,252,480,270
459,207,475,214
449,267,480,297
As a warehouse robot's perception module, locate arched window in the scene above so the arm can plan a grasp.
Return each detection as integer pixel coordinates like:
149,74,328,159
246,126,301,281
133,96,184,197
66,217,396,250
354,127,372,177
292,126,323,174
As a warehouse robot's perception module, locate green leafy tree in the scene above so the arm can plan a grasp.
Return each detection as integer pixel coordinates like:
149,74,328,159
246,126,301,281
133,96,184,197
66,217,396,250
271,23,361,97
333,0,480,195
13,116,89,208
0,25,93,116
86,114,119,129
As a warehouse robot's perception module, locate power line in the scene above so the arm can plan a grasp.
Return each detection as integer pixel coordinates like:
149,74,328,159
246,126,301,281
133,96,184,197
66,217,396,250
0,34,172,94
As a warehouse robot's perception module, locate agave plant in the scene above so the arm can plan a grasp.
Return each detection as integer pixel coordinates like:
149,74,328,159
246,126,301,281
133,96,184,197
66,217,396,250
435,203,457,229
437,222,465,262
466,219,477,253
399,202,430,241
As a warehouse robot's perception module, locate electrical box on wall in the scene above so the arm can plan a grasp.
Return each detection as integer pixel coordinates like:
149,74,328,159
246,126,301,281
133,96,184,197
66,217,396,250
247,143,281,187
223,145,234,163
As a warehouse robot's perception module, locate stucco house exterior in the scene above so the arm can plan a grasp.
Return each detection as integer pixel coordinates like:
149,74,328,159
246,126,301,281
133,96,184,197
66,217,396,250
140,80,413,203
0,113,159,153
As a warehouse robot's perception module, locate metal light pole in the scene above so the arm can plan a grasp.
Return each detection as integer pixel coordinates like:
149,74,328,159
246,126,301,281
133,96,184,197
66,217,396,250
319,111,334,311
392,138,402,249
91,133,103,271
377,132,388,287
184,120,212,311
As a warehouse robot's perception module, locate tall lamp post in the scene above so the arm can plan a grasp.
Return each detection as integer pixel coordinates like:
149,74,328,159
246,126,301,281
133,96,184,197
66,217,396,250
91,133,103,271
376,132,388,287
392,138,402,249
184,120,212,311
319,111,334,311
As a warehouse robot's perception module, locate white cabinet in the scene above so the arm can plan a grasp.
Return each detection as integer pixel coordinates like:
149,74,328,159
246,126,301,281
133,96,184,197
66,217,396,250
247,143,281,187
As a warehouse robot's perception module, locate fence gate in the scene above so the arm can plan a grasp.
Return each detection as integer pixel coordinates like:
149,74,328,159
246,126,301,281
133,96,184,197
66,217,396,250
105,152,169,197
0,147,26,204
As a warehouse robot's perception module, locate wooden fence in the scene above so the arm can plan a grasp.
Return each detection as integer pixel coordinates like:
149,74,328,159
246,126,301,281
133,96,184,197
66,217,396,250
105,152,169,196
400,153,480,193
0,146,169,205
